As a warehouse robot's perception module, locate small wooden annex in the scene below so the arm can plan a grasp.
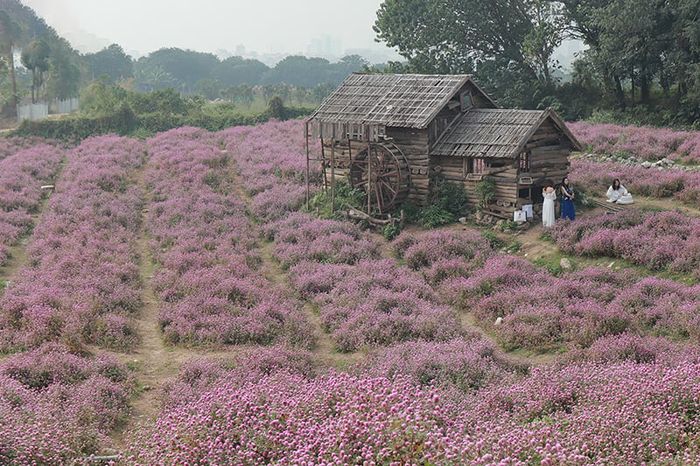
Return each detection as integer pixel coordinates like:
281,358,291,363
305,73,582,218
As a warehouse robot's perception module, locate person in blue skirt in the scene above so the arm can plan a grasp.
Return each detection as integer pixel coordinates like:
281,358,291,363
560,176,576,220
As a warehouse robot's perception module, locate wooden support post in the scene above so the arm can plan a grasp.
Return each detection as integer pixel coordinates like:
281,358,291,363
320,137,327,190
305,121,310,208
330,127,336,213
366,125,372,215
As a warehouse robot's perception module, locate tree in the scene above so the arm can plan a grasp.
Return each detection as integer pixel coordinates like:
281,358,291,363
523,0,566,86
374,0,536,73
0,10,20,113
135,48,219,92
21,38,50,102
373,0,563,106
84,43,133,83
212,56,268,86
134,63,177,92
46,41,80,100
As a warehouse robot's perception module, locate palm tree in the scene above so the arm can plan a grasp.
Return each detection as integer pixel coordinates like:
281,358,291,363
0,11,21,115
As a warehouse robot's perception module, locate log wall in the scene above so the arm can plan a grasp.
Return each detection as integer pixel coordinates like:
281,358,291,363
429,120,572,218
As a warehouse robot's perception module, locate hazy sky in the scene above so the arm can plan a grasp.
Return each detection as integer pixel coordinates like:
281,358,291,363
22,0,400,60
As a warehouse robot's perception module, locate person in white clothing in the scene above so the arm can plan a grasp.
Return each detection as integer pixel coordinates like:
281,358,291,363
606,178,634,204
542,185,556,227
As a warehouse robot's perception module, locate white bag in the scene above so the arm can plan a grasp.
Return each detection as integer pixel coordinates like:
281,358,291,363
513,210,527,223
522,204,534,219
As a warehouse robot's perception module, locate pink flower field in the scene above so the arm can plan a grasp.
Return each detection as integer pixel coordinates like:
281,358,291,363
570,121,700,164
570,158,700,206
1,120,699,465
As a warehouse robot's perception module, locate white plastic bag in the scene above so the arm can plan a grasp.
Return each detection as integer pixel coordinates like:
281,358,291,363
522,204,534,219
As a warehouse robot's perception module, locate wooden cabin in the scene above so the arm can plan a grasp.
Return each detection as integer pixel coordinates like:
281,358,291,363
305,73,581,218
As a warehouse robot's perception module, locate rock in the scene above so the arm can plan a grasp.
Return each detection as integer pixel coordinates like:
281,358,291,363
458,216,468,225
495,317,503,326
560,257,572,271
641,161,652,168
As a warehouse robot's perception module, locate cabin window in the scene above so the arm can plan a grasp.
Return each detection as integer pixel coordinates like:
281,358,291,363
463,158,485,177
460,91,473,112
519,151,530,172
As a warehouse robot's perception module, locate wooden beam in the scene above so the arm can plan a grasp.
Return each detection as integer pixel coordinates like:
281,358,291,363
330,128,336,213
305,121,310,208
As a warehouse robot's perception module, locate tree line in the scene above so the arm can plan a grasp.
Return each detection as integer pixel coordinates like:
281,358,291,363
373,0,700,125
0,0,369,118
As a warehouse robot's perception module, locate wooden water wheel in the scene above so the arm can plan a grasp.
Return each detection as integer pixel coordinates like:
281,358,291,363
349,142,410,214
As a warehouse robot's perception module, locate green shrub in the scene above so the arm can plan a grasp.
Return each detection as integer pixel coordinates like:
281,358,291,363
475,178,496,209
417,205,455,228
306,180,365,220
382,222,402,240
429,174,469,217
481,230,505,249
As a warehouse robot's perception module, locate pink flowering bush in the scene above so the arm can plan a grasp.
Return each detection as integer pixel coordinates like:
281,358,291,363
394,229,492,284
361,337,519,392
0,136,145,351
221,120,319,221
0,136,58,162
563,333,700,365
570,121,700,163
551,209,700,278
0,343,132,465
0,144,63,266
265,212,380,268
161,346,320,409
129,372,467,465
290,257,462,351
570,158,700,206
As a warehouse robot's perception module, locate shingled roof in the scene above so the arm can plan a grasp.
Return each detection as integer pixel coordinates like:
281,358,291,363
308,73,496,130
431,108,582,158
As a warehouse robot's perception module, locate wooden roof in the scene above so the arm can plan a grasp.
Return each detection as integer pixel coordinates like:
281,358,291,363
308,73,496,133
431,108,582,158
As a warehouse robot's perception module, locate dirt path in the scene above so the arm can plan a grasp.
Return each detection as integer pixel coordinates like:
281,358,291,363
227,152,363,369
0,175,61,294
109,163,238,450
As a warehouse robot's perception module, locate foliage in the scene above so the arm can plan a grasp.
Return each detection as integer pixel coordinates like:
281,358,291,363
474,178,496,210
428,174,469,217
416,205,455,228
20,38,49,103
83,43,133,83
481,230,505,249
306,180,365,220
374,0,700,123
382,222,402,241
13,84,313,140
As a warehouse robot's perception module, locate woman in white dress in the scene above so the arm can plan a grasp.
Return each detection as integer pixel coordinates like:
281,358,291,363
542,185,556,227
606,178,634,204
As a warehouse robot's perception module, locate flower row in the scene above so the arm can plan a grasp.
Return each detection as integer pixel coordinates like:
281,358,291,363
0,136,145,351
0,343,133,465
145,127,313,347
0,144,64,266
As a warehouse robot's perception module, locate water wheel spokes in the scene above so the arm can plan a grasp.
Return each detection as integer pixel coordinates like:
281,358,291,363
349,142,410,214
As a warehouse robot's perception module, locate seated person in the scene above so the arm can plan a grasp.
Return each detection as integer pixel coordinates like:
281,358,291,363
606,178,634,204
